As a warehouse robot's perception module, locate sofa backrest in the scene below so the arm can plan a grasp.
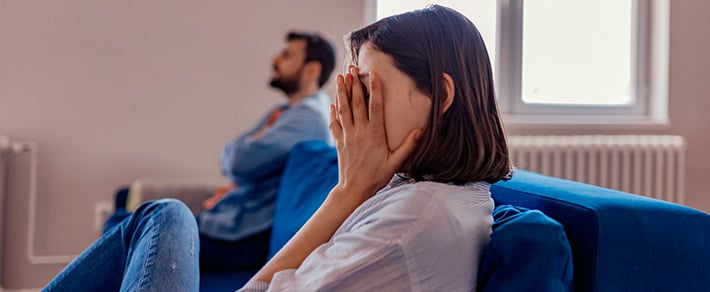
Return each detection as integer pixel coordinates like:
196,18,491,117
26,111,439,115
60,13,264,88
493,170,710,292
269,140,338,258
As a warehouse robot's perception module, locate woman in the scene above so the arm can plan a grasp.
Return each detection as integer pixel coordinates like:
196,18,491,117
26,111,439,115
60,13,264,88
240,5,510,291
43,5,510,291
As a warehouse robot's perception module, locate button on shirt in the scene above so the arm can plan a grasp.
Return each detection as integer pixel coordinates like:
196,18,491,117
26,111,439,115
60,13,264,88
239,177,494,291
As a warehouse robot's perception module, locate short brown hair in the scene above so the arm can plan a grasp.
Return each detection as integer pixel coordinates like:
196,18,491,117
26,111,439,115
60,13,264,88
348,5,511,184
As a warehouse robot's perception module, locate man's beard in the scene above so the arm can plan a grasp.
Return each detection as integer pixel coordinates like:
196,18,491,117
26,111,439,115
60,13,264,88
269,70,302,95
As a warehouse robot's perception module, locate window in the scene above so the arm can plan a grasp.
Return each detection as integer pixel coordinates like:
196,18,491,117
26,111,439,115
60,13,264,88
369,0,669,125
521,1,632,106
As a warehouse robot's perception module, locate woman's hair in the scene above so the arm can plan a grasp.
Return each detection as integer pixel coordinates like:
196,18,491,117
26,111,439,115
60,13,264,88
348,5,512,184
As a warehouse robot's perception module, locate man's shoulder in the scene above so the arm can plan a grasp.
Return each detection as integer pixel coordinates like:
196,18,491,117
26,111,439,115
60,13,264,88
294,92,331,111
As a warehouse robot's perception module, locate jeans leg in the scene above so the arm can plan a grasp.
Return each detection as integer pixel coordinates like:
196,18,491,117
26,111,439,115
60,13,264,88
103,208,131,234
42,199,199,292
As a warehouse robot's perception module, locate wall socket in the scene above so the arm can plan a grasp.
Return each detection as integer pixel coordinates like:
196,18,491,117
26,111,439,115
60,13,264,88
93,201,114,233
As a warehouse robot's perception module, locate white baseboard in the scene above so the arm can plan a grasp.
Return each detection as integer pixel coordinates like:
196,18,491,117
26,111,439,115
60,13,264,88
0,287,40,292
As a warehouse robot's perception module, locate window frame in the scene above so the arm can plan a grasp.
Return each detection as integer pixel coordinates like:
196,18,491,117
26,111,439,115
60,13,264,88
496,0,649,117
367,0,670,127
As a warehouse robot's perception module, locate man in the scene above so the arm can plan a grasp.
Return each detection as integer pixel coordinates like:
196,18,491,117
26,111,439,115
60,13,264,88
197,31,336,271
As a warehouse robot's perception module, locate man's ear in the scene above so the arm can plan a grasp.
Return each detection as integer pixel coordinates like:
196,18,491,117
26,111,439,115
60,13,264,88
442,73,455,113
304,61,322,85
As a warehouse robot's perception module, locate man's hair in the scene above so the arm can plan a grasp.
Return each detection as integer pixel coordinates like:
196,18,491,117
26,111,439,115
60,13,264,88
348,5,512,184
287,31,336,88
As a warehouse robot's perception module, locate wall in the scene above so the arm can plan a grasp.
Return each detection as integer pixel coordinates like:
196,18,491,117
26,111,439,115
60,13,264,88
0,0,364,288
1,0,709,289
666,0,710,213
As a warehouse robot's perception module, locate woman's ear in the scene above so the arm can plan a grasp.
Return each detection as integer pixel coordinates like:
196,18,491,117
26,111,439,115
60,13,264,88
441,73,455,113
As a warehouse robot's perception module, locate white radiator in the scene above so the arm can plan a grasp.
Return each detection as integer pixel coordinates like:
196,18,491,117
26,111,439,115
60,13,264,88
508,135,685,204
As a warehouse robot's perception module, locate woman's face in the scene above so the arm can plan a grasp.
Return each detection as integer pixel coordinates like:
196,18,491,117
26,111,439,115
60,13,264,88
357,42,432,151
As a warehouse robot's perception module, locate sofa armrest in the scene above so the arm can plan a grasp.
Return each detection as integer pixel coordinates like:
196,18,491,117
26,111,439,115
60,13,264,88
492,170,710,292
126,177,229,215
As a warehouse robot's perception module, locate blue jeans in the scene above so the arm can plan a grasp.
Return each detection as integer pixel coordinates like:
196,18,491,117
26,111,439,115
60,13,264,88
104,204,270,273
42,199,200,292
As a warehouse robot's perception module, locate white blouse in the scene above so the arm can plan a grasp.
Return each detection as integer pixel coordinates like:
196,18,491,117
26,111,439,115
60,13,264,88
239,177,494,291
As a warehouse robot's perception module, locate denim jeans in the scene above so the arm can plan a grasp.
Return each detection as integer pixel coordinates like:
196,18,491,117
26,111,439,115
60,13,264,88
42,199,200,292
104,203,270,273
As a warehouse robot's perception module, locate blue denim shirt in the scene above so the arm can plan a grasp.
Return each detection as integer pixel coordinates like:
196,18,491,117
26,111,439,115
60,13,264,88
198,92,333,241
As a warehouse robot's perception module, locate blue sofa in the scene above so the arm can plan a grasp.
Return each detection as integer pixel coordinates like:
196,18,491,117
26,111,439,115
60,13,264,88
198,140,710,291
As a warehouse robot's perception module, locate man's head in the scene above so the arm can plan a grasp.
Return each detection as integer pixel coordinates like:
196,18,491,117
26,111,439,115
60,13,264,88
269,31,336,96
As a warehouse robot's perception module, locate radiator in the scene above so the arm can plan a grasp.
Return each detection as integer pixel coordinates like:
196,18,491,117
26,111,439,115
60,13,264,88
507,135,685,204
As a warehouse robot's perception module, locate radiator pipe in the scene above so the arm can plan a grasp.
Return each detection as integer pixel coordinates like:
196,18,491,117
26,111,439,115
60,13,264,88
11,141,76,264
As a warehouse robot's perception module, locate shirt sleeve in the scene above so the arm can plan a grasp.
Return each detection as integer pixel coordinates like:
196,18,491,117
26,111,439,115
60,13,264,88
234,236,405,292
257,219,417,291
219,107,274,178
235,280,270,292
220,106,322,182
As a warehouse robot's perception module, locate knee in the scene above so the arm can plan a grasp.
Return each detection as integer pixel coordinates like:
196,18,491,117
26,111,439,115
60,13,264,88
135,199,196,228
155,199,194,221
153,198,191,214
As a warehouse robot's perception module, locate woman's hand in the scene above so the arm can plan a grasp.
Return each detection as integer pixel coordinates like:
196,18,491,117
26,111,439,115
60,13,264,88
330,67,422,204
247,68,422,284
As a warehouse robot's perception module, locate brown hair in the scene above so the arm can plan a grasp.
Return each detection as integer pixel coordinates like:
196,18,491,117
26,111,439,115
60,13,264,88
348,5,511,184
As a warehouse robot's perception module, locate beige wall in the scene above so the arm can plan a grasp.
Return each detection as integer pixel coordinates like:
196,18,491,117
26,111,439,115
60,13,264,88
1,0,709,289
667,0,710,214
0,0,364,288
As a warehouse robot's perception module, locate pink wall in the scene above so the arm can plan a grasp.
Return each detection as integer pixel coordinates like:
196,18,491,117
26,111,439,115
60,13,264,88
666,0,710,213
0,0,363,288
1,0,709,289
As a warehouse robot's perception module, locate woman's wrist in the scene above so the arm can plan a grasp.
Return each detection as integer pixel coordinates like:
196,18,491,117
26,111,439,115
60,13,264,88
250,184,368,283
329,183,377,208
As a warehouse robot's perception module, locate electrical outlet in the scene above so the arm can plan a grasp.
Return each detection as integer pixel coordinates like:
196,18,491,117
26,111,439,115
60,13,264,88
93,201,114,233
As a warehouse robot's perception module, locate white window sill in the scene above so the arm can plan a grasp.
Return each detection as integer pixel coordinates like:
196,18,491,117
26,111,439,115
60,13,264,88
502,114,671,131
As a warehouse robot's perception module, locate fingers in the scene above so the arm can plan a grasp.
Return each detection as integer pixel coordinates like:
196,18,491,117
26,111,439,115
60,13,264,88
349,67,368,125
345,68,353,95
368,71,384,132
388,128,423,171
329,104,343,142
336,74,353,127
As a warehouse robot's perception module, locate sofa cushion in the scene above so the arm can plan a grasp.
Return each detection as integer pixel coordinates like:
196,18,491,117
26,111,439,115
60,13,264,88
477,204,573,292
269,140,338,258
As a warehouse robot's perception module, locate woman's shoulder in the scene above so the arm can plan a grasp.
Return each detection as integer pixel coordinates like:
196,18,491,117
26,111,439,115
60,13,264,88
382,179,492,208
342,180,493,239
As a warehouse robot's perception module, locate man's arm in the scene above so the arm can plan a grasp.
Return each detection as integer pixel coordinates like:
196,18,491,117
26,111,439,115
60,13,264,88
219,106,275,177
221,107,323,181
